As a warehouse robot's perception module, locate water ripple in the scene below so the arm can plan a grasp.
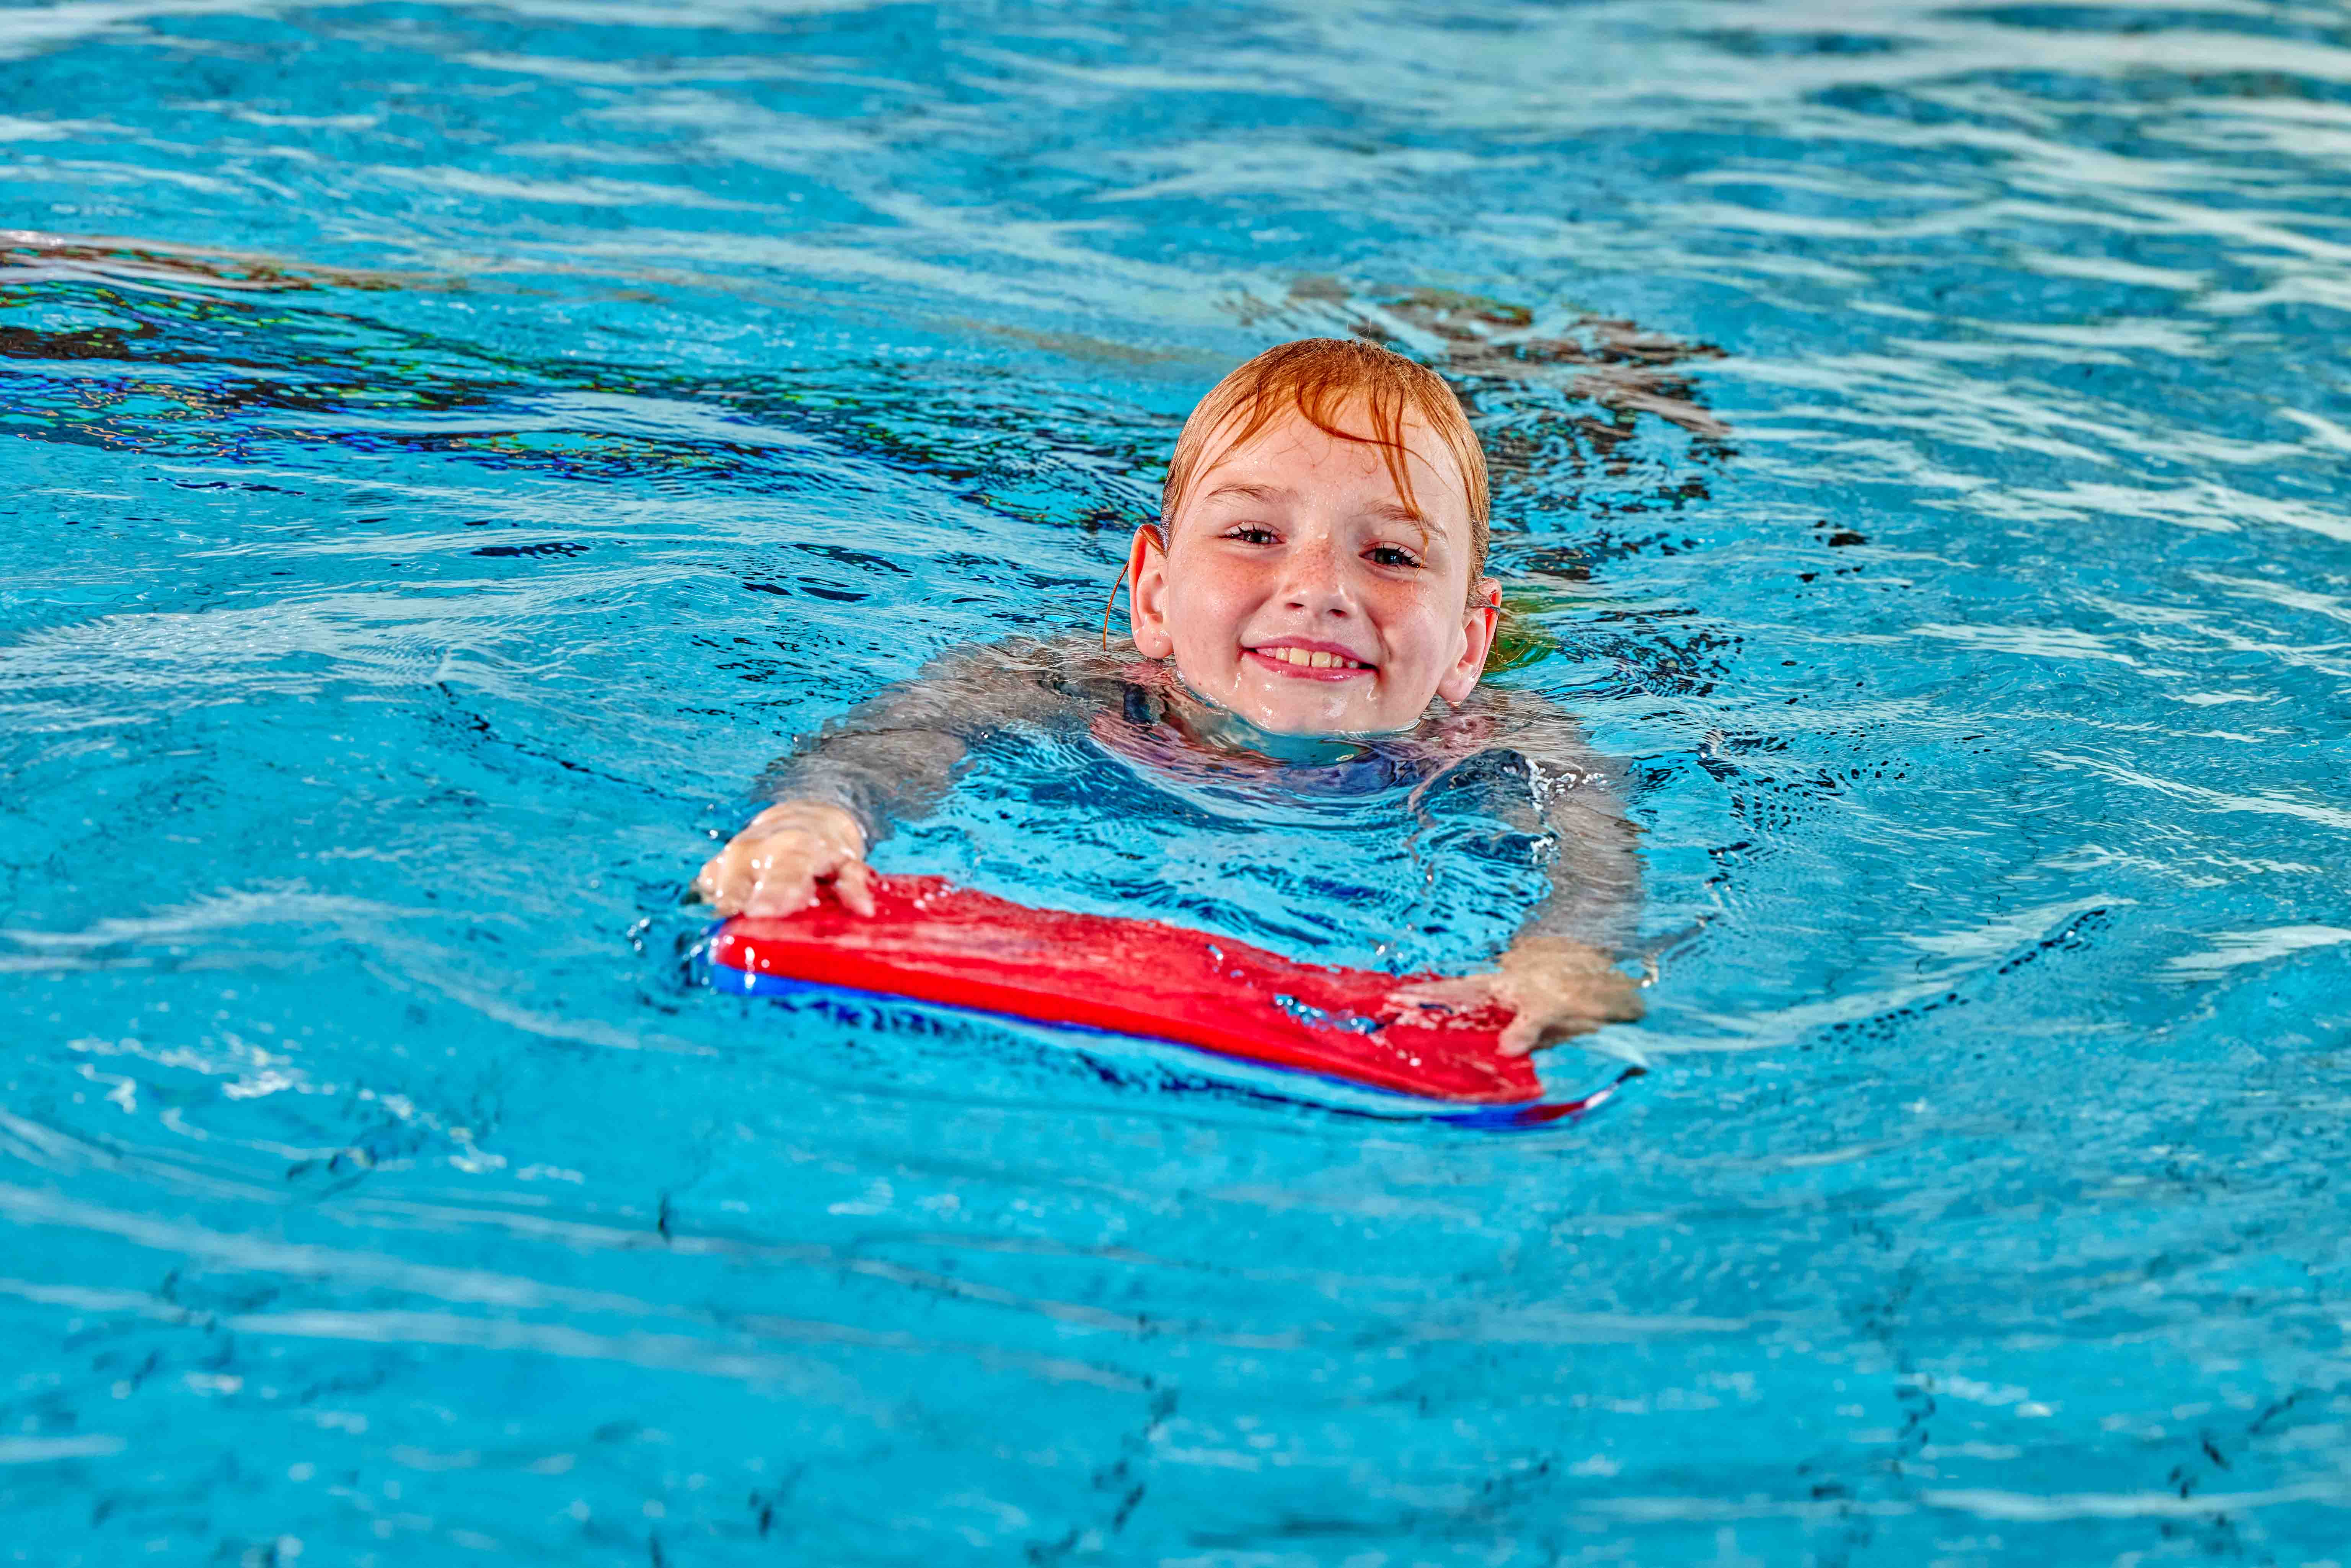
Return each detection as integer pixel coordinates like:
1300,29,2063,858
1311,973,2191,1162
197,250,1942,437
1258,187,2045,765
5,0,2351,1561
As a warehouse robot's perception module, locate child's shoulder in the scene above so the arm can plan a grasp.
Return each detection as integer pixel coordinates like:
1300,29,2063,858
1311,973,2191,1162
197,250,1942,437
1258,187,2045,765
1440,685,1629,812
882,634,1163,732
928,632,1136,681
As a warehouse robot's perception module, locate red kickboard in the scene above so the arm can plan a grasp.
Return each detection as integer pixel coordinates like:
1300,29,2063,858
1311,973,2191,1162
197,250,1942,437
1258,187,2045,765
709,875,1540,1105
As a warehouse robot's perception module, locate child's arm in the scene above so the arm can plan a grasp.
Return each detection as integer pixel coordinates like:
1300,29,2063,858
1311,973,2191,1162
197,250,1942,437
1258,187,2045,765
693,639,1094,917
1394,695,1646,1054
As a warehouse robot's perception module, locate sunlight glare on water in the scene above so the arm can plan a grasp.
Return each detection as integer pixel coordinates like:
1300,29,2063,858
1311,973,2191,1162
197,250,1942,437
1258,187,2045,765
4,0,2351,1562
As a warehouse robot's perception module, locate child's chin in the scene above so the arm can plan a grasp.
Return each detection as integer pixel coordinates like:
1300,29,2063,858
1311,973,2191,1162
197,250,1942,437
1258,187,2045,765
1237,691,1389,736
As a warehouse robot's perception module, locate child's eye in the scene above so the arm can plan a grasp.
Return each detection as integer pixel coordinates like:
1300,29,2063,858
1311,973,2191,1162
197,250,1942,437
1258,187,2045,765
1366,544,1423,569
1223,525,1278,546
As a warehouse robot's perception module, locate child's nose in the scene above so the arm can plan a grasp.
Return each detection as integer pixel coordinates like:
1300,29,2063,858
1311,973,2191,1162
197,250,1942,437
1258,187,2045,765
1279,535,1355,615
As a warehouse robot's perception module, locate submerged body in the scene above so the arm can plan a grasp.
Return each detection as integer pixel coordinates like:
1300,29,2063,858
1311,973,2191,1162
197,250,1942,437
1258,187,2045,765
698,339,1646,1051
768,638,1639,954
723,637,1643,1050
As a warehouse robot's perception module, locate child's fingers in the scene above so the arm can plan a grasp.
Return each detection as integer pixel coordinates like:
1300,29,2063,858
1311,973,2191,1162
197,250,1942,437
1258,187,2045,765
1496,1011,1541,1056
1389,975,1498,1012
742,860,818,918
831,859,877,917
704,851,766,915
697,837,779,915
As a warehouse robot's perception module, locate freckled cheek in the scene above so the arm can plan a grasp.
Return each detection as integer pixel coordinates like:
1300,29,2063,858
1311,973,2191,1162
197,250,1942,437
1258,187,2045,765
1166,601,1247,680
1172,573,1263,649
1360,590,1450,669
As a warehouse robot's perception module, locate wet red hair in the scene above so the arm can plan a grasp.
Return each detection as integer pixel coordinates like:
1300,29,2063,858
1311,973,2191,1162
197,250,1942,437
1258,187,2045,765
1161,337,1490,587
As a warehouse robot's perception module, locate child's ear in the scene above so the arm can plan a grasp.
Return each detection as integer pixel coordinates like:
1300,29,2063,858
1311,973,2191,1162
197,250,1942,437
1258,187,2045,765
1437,577,1502,704
1127,524,1175,658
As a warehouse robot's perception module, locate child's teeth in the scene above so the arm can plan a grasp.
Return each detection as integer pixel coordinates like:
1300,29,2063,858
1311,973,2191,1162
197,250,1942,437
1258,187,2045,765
1264,645,1360,669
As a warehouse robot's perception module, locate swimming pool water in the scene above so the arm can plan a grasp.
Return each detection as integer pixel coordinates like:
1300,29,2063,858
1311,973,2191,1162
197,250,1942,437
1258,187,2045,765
6,0,2351,1561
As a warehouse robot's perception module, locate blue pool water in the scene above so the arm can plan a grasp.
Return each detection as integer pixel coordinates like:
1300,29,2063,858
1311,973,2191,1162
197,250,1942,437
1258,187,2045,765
7,0,2351,1561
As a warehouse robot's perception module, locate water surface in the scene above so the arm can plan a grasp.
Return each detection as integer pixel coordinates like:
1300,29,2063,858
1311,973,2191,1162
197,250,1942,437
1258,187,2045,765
5,0,2351,1562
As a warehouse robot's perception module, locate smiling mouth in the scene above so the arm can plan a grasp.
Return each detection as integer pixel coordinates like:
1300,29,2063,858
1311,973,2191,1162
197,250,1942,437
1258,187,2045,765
1246,644,1374,679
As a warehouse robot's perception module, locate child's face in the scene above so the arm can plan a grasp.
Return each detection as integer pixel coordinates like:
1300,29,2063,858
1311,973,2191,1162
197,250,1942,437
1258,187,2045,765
1129,405,1499,735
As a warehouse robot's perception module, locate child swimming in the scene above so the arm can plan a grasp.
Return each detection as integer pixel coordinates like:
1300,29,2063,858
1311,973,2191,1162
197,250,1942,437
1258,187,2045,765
695,338,1642,1055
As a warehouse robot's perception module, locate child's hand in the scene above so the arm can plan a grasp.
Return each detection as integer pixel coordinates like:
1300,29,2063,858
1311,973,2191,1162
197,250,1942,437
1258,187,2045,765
694,801,876,918
1390,936,1643,1056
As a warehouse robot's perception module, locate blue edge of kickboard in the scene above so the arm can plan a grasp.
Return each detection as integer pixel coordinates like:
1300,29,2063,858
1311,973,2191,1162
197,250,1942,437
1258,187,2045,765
707,958,1639,1132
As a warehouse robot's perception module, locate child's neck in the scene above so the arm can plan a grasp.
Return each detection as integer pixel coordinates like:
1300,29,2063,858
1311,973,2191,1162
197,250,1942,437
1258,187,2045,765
1143,669,1391,764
